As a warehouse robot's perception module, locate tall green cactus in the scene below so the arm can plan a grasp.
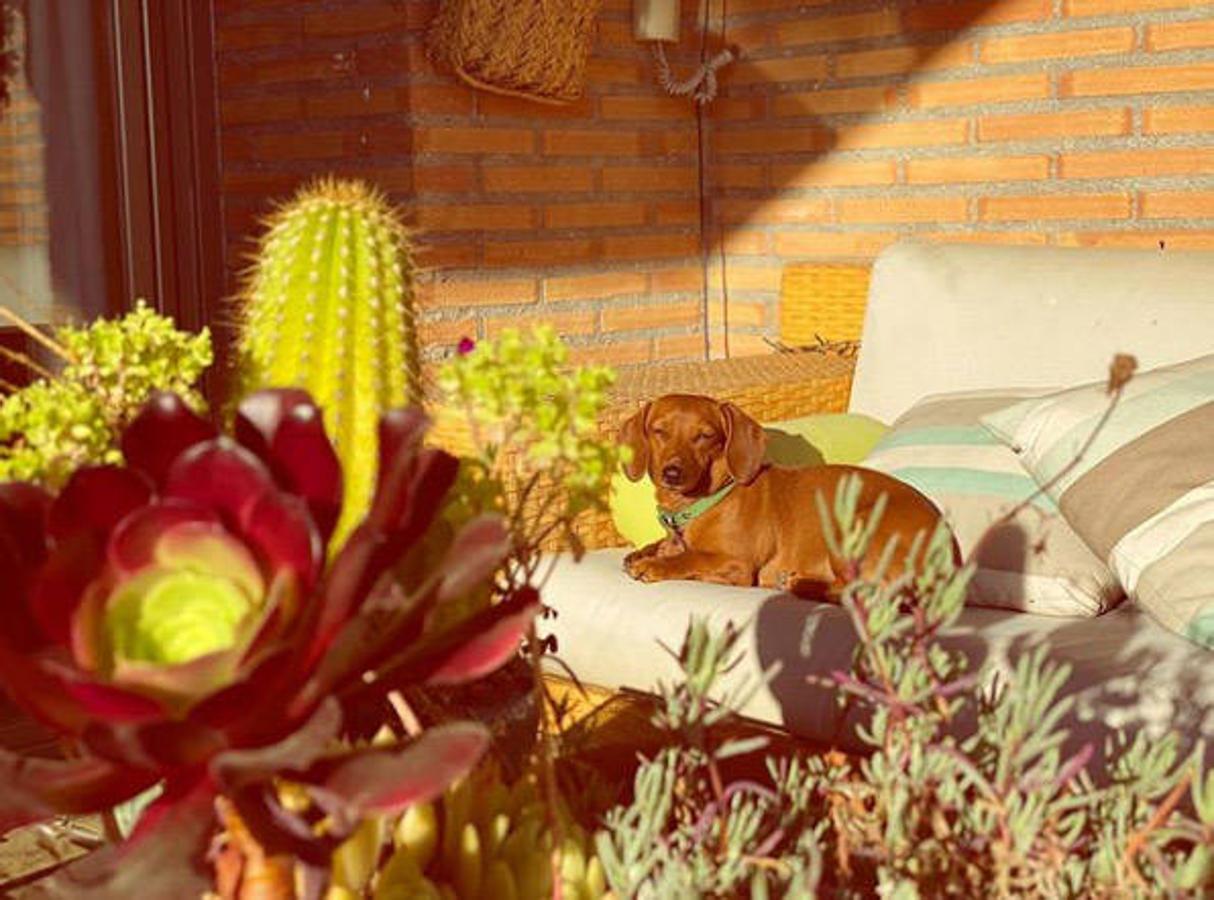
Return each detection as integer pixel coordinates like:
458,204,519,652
236,178,420,547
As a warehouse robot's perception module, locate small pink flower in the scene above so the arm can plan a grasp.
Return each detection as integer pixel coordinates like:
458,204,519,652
457,337,476,356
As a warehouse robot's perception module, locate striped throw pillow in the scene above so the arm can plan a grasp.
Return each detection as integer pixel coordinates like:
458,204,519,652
982,353,1214,648
864,390,1123,616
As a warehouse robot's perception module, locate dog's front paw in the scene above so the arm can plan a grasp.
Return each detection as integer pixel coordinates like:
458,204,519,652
624,547,645,566
624,554,665,583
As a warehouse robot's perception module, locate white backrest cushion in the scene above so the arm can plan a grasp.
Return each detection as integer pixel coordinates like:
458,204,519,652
848,242,1214,422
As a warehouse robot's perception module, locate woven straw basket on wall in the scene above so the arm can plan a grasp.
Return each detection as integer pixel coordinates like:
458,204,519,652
429,0,602,105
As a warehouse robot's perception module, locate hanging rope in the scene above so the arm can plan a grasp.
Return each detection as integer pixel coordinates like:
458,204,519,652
652,41,735,106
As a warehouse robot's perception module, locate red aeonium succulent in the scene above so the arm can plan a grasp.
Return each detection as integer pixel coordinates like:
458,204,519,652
0,389,536,897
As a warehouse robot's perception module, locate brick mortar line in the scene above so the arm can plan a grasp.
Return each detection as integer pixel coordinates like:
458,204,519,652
385,191,704,203
416,265,704,283
216,1,638,32
719,48,1214,93
220,153,699,170
217,67,674,100
223,116,701,136
416,294,704,320
709,131,1214,157
714,175,1214,197
728,39,1214,68
710,219,1199,232
709,231,1214,256
404,223,702,235
422,292,704,315
218,32,429,65
419,260,702,277
218,74,673,99
711,100,1145,129
718,1,1214,31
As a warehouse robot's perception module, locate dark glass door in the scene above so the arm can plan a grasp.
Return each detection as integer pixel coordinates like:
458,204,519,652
0,0,222,382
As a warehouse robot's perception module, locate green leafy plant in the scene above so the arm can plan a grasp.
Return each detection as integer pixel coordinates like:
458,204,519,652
436,325,619,576
235,177,420,547
0,300,212,486
433,324,621,737
595,476,1214,898
814,475,1214,897
594,620,827,899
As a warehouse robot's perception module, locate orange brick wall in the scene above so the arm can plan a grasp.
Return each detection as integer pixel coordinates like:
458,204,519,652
215,0,1214,366
707,0,1214,353
214,0,708,370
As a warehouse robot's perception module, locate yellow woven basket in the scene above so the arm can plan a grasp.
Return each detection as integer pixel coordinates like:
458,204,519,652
429,0,602,105
779,264,870,346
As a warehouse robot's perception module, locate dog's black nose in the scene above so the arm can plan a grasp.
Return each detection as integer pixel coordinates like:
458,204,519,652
661,464,683,484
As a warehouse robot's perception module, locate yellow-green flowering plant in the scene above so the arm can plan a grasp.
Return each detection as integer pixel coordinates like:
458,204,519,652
0,300,213,486
437,325,619,582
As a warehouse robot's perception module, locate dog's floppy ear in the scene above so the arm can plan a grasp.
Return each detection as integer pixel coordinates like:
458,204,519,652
618,402,651,482
721,402,766,484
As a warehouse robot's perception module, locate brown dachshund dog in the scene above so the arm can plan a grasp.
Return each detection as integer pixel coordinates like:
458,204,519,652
619,393,952,598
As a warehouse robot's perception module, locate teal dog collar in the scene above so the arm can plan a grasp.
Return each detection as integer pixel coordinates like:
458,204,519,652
657,479,736,534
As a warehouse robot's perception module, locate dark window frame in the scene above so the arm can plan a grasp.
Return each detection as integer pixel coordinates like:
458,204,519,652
109,0,224,335
0,0,223,386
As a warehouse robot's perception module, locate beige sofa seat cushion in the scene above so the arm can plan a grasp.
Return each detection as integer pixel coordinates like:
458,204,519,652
541,549,1214,765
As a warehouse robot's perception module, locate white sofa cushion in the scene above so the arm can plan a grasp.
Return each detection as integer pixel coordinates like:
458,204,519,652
540,549,1214,766
850,243,1214,423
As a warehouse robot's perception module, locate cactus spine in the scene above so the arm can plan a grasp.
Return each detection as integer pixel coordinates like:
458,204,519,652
237,178,420,547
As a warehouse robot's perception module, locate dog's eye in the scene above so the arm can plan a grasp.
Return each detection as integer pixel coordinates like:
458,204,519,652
696,431,716,442
652,427,668,439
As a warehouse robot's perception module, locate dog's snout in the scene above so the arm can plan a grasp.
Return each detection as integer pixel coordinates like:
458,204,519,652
661,463,683,485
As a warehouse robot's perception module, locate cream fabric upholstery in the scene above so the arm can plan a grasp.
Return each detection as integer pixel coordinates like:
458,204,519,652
542,549,1214,765
850,242,1214,423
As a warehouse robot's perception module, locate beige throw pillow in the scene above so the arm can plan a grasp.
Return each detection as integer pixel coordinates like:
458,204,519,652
982,353,1214,648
